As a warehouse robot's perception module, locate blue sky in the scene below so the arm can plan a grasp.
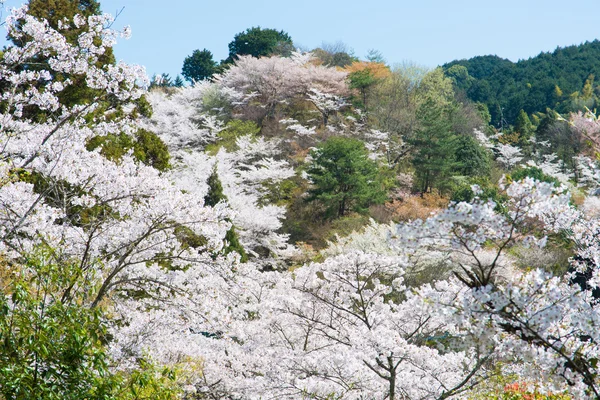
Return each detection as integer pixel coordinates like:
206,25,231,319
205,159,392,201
2,0,599,79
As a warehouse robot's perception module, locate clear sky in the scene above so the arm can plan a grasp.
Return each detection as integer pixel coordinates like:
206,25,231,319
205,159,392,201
2,0,600,79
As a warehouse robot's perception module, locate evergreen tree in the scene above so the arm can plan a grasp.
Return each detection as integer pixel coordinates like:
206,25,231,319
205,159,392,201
348,69,377,111
444,41,600,125
226,27,293,62
204,167,248,262
582,74,595,100
204,167,227,207
11,0,116,114
15,0,103,46
85,129,171,172
453,135,491,177
306,137,387,218
514,109,535,150
173,75,185,88
150,73,173,88
410,98,458,194
182,49,217,83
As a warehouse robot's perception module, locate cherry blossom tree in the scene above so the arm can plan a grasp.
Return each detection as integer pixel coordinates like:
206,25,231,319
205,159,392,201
0,2,230,377
142,85,296,261
9,5,600,400
214,53,348,120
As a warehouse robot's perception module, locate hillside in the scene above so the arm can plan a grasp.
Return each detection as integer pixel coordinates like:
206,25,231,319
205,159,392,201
6,1,600,399
443,40,600,126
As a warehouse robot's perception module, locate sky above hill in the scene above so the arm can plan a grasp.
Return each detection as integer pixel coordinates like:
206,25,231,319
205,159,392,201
2,0,599,80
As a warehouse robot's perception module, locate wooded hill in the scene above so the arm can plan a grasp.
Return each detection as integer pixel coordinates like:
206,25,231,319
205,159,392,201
443,40,600,126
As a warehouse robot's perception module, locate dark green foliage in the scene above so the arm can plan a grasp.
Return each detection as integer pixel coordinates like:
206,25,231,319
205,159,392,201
444,41,600,126
182,49,217,83
9,0,111,121
15,0,102,48
134,129,171,171
410,99,459,194
514,109,536,150
149,74,185,89
132,95,154,119
226,27,293,62
474,102,492,125
348,69,377,110
204,168,248,261
451,177,509,212
9,1,156,124
306,137,387,218
446,64,475,89
150,73,173,88
535,113,582,170
86,129,170,171
13,169,114,228
510,166,561,187
453,135,491,177
204,167,227,207
173,75,184,88
224,226,248,262
173,225,208,250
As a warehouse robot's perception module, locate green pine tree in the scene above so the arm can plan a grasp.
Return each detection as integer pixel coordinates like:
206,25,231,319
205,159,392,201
410,98,459,195
204,167,248,262
453,135,491,177
306,137,387,218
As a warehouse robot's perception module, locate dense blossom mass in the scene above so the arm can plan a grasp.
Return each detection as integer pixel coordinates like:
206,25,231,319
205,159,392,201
4,3,600,400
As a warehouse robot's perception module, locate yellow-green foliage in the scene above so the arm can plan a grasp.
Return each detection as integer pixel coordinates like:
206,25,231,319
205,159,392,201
205,119,261,154
0,246,189,400
260,177,298,206
86,129,170,171
117,359,183,400
325,213,371,243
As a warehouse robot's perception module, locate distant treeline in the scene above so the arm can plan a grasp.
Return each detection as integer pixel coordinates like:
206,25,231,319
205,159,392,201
443,40,600,126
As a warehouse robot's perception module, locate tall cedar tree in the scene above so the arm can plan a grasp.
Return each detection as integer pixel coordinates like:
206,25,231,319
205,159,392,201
204,167,248,262
307,137,386,218
410,98,459,195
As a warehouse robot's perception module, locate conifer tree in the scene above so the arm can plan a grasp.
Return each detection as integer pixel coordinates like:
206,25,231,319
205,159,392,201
20,0,115,66
582,74,595,100
410,98,458,194
204,167,227,207
204,167,248,262
515,109,535,152
182,49,217,83
307,137,387,218
173,75,184,88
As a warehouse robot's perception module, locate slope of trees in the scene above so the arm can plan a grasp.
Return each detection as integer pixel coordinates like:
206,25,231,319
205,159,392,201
444,40,600,126
8,1,600,399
